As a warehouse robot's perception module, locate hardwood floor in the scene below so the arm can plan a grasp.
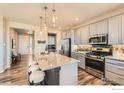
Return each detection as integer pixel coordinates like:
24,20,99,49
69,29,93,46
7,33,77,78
78,68,103,85
0,55,104,85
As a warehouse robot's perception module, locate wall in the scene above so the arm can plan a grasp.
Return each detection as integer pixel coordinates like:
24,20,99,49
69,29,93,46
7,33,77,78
48,28,62,52
113,45,124,57
0,16,7,73
10,28,19,53
6,21,62,69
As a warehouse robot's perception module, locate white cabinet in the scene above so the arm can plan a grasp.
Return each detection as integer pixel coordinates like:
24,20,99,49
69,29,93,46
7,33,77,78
62,30,72,39
71,52,85,69
89,23,97,36
96,20,108,34
78,54,85,69
80,25,89,45
89,19,108,36
105,71,124,85
66,31,71,38
108,15,122,44
62,31,67,39
105,58,124,85
74,29,81,45
121,14,124,44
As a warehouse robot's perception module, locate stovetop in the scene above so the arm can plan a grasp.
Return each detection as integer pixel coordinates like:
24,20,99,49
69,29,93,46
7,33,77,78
86,51,111,60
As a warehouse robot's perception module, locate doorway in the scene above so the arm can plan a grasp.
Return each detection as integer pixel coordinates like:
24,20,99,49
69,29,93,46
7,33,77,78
48,33,56,52
10,28,35,56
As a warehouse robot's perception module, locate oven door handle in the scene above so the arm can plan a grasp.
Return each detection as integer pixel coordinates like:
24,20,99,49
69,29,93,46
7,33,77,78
85,56,104,62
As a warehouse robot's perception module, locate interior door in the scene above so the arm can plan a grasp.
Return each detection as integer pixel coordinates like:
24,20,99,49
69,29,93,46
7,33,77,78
19,35,30,55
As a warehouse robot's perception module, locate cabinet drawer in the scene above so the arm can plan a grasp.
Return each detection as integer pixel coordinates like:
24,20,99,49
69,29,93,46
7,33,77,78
106,59,124,67
105,71,124,85
106,63,124,76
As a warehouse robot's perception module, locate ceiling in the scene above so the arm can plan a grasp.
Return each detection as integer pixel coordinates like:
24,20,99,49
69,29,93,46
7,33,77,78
0,3,123,30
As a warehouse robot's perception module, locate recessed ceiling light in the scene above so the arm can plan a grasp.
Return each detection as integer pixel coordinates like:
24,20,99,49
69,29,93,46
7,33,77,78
75,17,79,21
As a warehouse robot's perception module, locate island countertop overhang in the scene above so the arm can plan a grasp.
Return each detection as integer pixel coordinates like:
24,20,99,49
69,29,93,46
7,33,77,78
35,53,80,71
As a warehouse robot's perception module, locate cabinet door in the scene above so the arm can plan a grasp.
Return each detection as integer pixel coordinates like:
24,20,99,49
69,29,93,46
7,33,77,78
108,15,122,44
62,31,67,39
96,19,108,34
66,31,71,38
89,23,97,36
121,14,124,44
78,55,85,69
80,25,89,45
70,30,75,45
74,29,81,45
105,71,124,85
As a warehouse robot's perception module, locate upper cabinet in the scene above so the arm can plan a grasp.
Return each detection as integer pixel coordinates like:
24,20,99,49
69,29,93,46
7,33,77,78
89,19,108,36
63,14,124,45
74,28,81,45
62,31,67,39
96,19,108,34
121,14,124,44
89,23,97,36
80,25,89,44
66,30,71,38
108,15,122,44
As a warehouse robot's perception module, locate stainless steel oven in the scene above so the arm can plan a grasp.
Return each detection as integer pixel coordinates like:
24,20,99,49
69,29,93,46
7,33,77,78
85,56,104,78
85,46,112,78
89,34,108,45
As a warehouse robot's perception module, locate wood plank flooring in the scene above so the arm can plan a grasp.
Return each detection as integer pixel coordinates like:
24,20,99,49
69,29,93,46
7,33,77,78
0,55,104,85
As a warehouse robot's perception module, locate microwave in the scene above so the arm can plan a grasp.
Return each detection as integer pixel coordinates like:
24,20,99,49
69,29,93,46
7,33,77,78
89,34,108,45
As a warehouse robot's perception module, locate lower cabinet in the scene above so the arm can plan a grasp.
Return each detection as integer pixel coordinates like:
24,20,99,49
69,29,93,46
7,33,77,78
105,59,124,85
71,52,85,69
105,71,124,85
78,55,85,69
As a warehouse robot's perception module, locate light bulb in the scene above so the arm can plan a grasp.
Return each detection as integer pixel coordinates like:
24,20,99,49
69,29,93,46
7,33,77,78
52,15,56,23
40,31,42,34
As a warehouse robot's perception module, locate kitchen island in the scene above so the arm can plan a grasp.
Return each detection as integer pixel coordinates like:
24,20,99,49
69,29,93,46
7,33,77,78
34,53,79,85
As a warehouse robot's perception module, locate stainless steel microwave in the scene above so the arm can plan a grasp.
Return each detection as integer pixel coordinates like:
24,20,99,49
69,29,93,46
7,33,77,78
89,34,108,45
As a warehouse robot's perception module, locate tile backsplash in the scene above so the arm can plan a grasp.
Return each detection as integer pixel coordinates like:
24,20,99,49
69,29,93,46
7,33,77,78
113,45,124,57
72,45,91,52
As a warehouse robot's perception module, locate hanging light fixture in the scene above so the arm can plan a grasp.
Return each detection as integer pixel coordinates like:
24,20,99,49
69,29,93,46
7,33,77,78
43,6,48,31
40,16,43,34
52,4,56,28
39,5,59,32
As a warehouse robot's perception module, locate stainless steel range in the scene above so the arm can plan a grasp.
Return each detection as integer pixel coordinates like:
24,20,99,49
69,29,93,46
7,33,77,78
85,46,112,78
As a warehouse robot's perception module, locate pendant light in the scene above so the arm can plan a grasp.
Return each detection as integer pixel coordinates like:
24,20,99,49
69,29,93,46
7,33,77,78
43,6,48,31
40,16,43,34
52,4,56,28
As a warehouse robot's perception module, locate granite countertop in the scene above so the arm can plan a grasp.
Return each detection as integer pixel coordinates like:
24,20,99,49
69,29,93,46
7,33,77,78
105,56,124,62
35,53,80,71
72,51,90,55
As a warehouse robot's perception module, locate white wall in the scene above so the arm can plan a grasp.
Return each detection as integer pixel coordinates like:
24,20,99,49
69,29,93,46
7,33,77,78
10,28,19,52
48,28,62,52
0,16,7,73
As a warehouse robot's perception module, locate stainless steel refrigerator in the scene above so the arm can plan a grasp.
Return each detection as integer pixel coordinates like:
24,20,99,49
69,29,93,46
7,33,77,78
60,38,71,57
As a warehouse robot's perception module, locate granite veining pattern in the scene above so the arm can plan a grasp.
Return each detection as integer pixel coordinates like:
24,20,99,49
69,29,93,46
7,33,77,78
34,53,80,71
